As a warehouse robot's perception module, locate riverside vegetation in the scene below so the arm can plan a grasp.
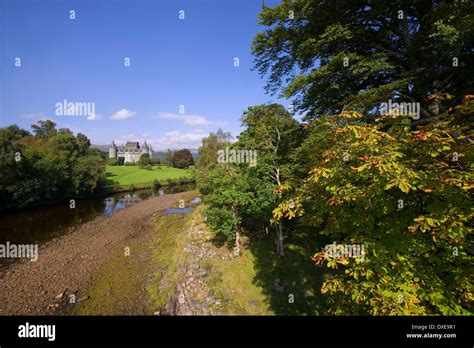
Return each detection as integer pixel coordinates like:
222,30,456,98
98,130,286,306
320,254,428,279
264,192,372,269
193,1,473,315
0,1,472,316
0,120,194,211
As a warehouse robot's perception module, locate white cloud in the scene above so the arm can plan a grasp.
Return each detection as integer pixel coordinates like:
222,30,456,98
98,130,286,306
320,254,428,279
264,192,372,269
87,113,104,121
19,112,52,122
118,133,136,141
155,112,214,127
149,130,208,150
110,109,136,121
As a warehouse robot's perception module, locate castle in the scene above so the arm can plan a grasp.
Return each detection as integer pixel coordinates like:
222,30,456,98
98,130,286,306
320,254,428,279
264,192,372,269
108,141,153,164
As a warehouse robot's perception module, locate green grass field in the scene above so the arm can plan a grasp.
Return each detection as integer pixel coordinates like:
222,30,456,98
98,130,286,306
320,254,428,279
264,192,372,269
105,165,192,186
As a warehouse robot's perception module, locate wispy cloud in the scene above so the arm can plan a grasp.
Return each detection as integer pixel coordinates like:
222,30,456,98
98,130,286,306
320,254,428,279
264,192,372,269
155,112,216,127
87,113,104,121
145,130,208,150
19,112,52,122
114,130,207,149
118,133,136,141
110,109,136,121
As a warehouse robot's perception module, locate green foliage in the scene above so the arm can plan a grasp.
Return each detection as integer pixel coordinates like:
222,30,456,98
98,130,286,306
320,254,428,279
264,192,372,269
138,153,151,168
0,121,107,209
76,133,91,155
87,147,107,159
74,156,107,194
252,1,473,119
31,120,57,138
161,149,173,166
153,179,161,189
195,129,232,195
248,0,474,316
150,157,161,165
171,149,194,169
237,104,301,234
273,101,473,315
201,104,301,251
108,158,119,166
203,165,253,242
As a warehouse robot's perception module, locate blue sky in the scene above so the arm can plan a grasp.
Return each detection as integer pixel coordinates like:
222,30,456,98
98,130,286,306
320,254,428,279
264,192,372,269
0,0,287,149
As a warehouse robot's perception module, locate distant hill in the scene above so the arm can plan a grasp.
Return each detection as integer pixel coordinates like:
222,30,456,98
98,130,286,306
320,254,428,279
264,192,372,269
90,144,110,152
153,149,199,160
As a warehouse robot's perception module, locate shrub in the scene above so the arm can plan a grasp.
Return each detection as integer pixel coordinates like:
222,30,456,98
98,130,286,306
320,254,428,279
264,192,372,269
153,179,162,189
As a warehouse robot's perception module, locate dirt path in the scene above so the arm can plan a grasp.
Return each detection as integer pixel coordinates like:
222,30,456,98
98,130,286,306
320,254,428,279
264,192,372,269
0,191,191,315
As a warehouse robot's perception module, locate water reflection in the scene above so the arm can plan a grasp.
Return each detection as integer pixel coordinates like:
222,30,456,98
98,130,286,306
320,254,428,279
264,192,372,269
104,194,143,215
163,207,195,215
0,183,195,246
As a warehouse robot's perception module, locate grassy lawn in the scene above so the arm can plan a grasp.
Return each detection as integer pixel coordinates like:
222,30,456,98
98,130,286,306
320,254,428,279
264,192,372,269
201,217,329,315
105,165,191,186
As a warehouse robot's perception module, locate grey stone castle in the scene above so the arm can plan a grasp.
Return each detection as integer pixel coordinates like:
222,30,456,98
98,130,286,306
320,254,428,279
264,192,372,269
108,141,153,164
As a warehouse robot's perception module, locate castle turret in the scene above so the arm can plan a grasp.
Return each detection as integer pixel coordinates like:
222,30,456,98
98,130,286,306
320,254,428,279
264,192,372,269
148,144,153,158
142,141,149,155
109,141,117,159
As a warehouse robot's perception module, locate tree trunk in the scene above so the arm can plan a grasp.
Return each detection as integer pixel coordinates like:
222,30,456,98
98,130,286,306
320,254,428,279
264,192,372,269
234,228,241,256
230,204,241,256
274,160,285,257
276,221,285,257
428,87,441,116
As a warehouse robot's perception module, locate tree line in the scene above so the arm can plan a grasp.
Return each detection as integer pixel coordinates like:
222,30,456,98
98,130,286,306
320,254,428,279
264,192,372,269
0,120,107,210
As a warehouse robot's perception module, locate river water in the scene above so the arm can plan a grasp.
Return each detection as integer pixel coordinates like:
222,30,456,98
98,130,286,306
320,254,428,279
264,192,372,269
0,183,195,247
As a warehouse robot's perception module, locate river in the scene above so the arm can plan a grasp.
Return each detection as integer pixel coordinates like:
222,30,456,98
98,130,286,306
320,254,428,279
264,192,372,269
0,183,195,248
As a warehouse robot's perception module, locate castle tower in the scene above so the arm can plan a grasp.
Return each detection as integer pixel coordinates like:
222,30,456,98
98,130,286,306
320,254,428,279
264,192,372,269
148,144,153,158
142,141,149,155
109,141,117,159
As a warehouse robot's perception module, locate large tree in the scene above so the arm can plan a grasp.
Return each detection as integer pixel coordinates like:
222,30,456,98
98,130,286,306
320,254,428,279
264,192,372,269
162,149,173,166
31,120,58,138
200,105,301,257
253,0,473,120
172,149,194,169
237,103,301,256
0,121,106,209
255,1,473,314
274,99,473,315
195,129,232,195
138,153,152,167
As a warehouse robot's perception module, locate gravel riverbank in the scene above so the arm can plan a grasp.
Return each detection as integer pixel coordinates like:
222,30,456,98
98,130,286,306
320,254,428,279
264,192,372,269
0,192,192,315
